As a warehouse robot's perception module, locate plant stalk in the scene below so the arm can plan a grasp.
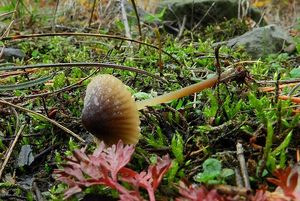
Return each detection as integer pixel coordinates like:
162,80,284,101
136,68,235,110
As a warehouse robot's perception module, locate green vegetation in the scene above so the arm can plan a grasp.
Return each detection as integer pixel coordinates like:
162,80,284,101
194,158,234,184
0,0,300,200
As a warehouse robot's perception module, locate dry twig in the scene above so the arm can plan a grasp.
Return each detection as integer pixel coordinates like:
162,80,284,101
0,125,25,179
1,33,183,66
120,0,132,40
236,142,251,189
0,99,85,142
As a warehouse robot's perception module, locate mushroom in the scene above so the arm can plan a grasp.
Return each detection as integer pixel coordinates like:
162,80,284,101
82,74,140,145
82,69,234,145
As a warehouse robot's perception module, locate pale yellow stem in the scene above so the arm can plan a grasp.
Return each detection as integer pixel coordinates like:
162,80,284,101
136,69,235,110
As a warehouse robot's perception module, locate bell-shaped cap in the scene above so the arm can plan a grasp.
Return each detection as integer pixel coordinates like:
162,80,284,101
82,74,140,145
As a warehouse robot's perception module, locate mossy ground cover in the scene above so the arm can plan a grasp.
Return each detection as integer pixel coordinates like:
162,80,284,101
0,1,300,200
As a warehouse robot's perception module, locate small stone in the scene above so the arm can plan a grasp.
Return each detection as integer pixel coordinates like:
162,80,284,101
0,47,26,61
17,145,34,167
214,24,294,59
161,0,266,32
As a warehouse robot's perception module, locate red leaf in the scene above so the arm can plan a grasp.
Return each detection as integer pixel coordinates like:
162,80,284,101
252,166,300,201
73,148,89,162
151,155,172,190
267,166,299,199
249,190,268,201
53,140,136,198
61,164,85,181
176,181,224,201
53,140,171,200
288,171,298,195
267,167,292,188
64,185,82,199
120,155,172,201
100,140,135,181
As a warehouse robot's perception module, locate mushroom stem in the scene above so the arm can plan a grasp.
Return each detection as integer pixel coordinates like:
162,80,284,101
136,68,235,110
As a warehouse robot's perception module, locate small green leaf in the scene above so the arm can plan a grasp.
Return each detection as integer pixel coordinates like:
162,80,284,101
34,124,47,131
167,160,179,184
290,67,300,78
194,158,222,183
264,120,273,158
271,131,292,156
171,132,184,164
0,4,14,13
279,150,287,168
145,126,167,148
133,92,153,100
53,72,66,89
221,168,235,178
194,172,218,183
149,154,158,164
203,91,218,119
267,155,276,172
71,67,83,78
31,49,39,58
143,8,166,23
203,158,222,173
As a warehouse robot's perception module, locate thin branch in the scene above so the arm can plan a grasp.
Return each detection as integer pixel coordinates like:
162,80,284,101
257,79,300,85
236,142,251,189
0,99,85,142
288,82,300,96
11,108,20,136
0,20,14,39
88,0,97,27
177,15,186,39
235,168,243,187
1,33,183,66
0,68,38,78
0,44,5,60
33,181,44,201
51,0,60,32
2,68,100,100
130,0,142,39
0,62,164,81
0,11,15,18
154,28,163,72
120,0,132,40
274,72,281,103
192,2,215,31
0,125,25,179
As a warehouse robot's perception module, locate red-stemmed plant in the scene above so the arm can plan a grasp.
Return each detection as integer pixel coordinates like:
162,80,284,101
53,140,171,200
54,140,300,201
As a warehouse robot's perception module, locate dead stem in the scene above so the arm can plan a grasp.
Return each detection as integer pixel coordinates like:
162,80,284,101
0,62,163,81
130,0,142,39
236,142,251,189
0,99,85,143
2,69,99,101
0,125,25,179
136,68,235,110
1,32,183,67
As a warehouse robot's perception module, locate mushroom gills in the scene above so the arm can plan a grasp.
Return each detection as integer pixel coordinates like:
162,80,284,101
82,74,140,145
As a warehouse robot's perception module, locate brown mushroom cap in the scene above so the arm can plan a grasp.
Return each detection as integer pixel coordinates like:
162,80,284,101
82,69,235,145
82,74,140,145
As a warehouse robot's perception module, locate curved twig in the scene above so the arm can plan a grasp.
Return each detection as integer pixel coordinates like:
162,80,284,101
0,62,164,81
2,69,100,100
0,125,24,179
1,33,183,66
0,99,85,142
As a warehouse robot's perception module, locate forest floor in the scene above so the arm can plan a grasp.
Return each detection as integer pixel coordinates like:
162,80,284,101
0,1,300,201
